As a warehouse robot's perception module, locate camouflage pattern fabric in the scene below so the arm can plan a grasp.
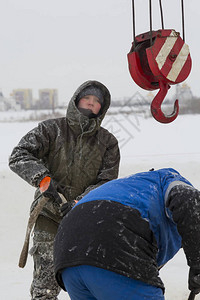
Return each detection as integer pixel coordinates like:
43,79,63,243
30,216,60,299
9,80,120,223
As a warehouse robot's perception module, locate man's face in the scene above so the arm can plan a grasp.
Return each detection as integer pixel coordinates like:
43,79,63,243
78,95,101,115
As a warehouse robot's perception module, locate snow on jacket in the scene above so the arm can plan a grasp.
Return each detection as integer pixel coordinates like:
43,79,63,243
54,168,200,291
9,80,120,222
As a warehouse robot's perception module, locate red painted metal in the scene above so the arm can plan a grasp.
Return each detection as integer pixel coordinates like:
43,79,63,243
127,29,192,123
146,29,192,85
151,81,179,123
128,31,160,91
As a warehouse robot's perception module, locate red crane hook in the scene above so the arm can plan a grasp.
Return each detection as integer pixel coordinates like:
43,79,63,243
150,81,179,123
128,1,191,124
128,29,191,124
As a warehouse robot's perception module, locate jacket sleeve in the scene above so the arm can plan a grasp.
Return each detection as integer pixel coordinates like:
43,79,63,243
166,185,200,267
8,121,52,187
76,133,120,200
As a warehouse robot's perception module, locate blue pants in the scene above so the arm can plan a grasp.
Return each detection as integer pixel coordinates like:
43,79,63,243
61,265,164,300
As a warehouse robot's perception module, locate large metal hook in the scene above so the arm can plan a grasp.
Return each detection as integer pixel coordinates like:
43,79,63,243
151,81,179,123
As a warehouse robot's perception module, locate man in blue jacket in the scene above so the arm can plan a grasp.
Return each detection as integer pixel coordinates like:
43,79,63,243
54,168,200,299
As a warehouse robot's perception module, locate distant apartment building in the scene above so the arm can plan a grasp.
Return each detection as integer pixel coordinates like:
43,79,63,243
12,89,33,109
38,89,58,109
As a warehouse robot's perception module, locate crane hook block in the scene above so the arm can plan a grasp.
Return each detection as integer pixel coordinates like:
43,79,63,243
127,29,192,123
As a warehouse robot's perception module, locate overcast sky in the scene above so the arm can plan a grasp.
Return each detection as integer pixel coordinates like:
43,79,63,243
1,0,199,104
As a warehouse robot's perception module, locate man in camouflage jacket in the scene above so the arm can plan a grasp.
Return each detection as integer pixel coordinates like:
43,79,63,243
9,80,120,299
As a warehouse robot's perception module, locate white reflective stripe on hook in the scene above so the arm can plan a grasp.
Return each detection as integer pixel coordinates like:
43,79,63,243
167,43,190,82
155,31,178,69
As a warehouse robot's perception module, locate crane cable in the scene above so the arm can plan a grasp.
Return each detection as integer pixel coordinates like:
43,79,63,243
131,0,186,47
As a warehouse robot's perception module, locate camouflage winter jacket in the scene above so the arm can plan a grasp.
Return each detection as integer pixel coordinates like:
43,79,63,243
9,80,120,222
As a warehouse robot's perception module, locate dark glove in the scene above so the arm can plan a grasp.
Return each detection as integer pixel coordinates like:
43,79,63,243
61,200,77,216
189,267,200,295
39,176,62,205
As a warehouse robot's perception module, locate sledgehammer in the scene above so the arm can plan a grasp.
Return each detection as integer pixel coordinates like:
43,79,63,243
18,192,68,268
18,195,49,268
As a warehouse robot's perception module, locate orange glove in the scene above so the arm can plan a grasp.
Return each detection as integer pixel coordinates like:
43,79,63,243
39,176,51,192
39,176,62,204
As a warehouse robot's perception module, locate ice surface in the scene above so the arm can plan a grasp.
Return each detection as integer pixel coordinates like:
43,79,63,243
1,113,200,299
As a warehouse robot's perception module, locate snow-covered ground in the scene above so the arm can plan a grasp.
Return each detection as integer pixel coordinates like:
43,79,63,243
1,112,200,299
